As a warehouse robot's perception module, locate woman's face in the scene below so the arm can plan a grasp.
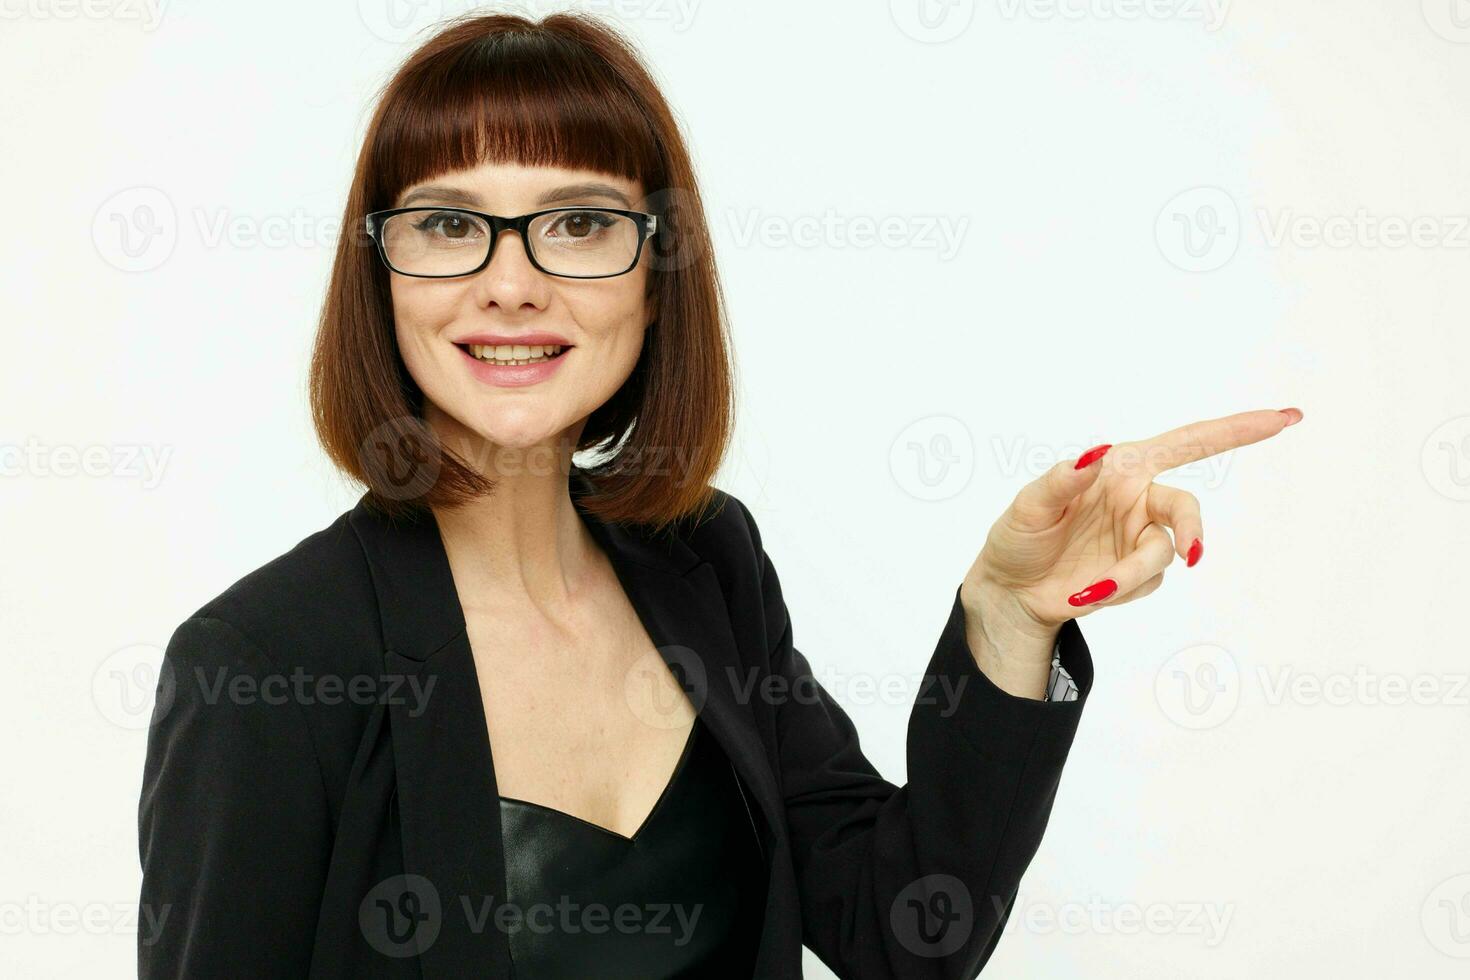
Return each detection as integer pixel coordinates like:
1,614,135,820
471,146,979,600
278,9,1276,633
387,161,657,468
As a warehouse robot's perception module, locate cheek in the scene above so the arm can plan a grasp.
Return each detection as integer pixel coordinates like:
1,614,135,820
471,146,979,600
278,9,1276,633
388,283,460,387
574,277,652,354
390,281,453,341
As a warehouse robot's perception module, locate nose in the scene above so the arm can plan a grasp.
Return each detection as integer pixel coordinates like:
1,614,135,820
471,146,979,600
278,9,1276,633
470,227,550,312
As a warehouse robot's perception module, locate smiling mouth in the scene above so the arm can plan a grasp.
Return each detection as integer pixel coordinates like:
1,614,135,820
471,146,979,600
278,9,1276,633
455,342,572,366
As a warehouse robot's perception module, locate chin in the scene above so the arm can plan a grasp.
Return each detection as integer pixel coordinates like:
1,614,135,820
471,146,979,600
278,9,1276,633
461,414,573,464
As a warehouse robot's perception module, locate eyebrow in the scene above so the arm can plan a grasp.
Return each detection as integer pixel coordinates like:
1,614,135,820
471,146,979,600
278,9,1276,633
397,181,634,210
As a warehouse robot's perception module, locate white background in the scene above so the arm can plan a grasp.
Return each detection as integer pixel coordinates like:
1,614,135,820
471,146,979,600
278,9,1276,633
3,0,1468,976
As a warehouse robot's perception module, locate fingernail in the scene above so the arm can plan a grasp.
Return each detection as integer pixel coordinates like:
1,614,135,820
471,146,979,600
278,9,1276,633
1186,538,1203,567
1067,578,1118,606
1278,407,1303,426
1074,443,1112,469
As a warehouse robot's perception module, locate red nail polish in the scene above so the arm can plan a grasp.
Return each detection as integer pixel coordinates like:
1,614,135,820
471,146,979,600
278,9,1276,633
1074,443,1112,469
1067,578,1118,606
1186,538,1203,567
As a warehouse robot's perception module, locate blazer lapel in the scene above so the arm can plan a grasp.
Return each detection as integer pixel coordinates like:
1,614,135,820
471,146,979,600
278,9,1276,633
346,467,780,976
348,493,510,975
581,530,784,860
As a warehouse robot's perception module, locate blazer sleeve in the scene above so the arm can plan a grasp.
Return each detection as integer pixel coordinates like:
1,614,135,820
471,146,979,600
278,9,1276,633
732,499,1094,979
137,615,333,978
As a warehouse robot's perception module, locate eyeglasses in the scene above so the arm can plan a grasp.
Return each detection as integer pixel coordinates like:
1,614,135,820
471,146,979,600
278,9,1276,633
364,206,658,280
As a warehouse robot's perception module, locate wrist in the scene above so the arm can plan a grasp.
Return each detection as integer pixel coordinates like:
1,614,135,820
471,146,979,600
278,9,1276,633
959,576,1061,699
960,575,1059,657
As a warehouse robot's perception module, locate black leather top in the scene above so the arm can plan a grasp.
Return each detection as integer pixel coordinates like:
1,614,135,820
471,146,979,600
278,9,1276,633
497,715,769,978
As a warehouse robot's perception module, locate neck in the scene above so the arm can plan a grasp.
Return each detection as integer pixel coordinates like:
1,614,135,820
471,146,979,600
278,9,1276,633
426,420,596,612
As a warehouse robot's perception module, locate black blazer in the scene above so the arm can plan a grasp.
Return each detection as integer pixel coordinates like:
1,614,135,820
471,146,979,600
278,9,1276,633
138,468,1094,978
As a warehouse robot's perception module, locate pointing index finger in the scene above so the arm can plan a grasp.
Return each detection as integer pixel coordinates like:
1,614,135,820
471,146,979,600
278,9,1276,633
1124,408,1303,476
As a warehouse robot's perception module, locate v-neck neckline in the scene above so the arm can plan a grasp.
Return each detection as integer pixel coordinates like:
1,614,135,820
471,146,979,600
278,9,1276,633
497,716,702,844
346,463,786,973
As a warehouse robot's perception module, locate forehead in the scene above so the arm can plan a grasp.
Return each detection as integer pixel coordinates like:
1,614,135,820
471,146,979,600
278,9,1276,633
394,162,644,210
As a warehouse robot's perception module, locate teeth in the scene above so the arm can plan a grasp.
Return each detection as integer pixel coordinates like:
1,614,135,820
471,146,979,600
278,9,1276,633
468,343,564,365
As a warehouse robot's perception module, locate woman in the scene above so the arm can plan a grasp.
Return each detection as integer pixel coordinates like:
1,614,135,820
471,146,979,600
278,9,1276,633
136,11,1302,978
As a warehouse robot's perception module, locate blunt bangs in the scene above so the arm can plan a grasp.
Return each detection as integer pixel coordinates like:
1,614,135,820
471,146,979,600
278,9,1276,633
364,27,665,209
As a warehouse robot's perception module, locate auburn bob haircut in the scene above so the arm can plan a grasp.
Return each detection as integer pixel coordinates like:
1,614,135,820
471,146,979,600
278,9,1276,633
309,11,733,533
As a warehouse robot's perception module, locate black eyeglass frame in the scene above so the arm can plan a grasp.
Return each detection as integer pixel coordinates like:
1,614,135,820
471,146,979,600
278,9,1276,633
363,205,659,280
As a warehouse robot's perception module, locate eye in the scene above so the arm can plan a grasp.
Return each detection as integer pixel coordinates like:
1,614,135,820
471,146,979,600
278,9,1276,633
546,210,616,240
411,211,483,241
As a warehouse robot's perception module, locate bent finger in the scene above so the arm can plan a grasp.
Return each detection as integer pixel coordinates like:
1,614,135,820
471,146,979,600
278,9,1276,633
1146,482,1205,566
1111,570,1165,606
1065,522,1176,608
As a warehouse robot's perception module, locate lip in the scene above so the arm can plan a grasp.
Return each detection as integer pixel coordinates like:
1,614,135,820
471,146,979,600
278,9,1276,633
453,332,573,347
455,341,571,388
